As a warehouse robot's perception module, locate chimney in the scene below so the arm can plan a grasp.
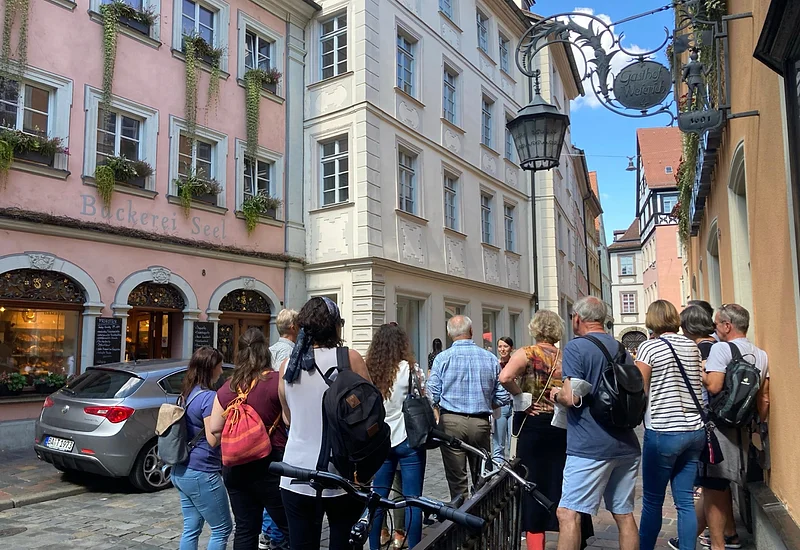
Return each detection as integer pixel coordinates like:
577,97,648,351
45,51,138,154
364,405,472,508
613,230,625,242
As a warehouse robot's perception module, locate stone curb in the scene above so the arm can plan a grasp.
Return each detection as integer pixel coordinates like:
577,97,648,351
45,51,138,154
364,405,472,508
0,486,87,512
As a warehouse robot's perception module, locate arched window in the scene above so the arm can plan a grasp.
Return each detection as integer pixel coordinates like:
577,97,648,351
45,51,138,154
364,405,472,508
728,143,753,312
706,219,722,308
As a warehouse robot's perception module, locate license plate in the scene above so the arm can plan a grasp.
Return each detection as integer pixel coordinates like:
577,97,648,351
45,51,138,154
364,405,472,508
44,436,74,452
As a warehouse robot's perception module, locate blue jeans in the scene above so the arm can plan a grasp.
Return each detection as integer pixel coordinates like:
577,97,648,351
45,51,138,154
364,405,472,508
369,439,426,550
639,428,706,550
262,509,285,544
171,465,233,550
492,404,513,462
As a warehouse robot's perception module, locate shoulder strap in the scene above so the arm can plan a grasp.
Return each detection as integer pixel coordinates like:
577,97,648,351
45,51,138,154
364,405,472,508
660,337,709,424
728,342,743,362
407,362,414,398
337,346,351,371
582,334,615,365
185,389,213,450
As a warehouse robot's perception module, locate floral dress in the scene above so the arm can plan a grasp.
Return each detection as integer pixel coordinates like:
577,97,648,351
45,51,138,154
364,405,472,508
518,344,562,414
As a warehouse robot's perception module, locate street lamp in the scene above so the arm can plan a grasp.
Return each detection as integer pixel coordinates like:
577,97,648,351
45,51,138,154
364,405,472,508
506,70,570,172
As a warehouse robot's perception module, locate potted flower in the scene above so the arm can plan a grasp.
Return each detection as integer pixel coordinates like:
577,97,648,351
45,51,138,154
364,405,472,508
34,373,66,394
0,128,65,167
99,156,153,189
0,372,27,396
175,167,223,216
183,33,223,67
241,191,282,234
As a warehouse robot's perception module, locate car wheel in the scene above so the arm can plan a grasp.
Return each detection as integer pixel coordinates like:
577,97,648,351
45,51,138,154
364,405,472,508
129,439,171,492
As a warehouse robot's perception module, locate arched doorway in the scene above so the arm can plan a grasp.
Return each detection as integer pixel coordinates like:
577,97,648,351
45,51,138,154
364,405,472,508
621,329,647,355
707,219,722,308
728,143,753,313
126,283,186,360
0,269,86,381
216,289,272,363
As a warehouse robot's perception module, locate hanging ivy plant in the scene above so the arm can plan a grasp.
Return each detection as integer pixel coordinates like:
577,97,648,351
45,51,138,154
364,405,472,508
95,165,116,209
183,34,224,130
241,192,282,234
244,68,282,159
184,36,198,139
0,140,12,190
1,0,30,80
175,167,222,218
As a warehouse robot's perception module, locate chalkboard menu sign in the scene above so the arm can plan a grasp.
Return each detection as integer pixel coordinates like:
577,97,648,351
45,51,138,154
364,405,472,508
94,317,123,365
193,322,215,351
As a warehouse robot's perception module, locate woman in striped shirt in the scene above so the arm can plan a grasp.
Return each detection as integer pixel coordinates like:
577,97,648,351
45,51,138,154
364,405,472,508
635,300,705,550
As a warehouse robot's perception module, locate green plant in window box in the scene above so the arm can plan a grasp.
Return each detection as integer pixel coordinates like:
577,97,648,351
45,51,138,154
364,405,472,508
0,139,12,189
183,33,225,136
0,128,65,169
0,372,26,395
1,0,30,81
244,68,282,159
241,191,282,234
175,167,222,218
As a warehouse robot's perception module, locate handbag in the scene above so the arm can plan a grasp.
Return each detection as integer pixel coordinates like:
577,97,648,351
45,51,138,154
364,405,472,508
509,348,560,459
660,338,724,465
221,378,281,467
402,363,439,449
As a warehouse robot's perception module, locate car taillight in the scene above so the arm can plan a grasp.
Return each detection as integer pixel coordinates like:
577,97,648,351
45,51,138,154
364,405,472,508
43,396,54,409
84,406,135,423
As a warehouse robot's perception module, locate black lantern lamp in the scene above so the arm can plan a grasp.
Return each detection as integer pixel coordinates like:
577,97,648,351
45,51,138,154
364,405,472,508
506,70,570,172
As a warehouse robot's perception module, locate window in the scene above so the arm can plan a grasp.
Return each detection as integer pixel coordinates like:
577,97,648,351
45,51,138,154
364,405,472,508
481,96,493,148
665,166,673,174
396,33,415,96
444,303,464,348
244,157,272,199
439,0,453,19
509,313,520,346
482,310,497,351
499,34,510,73
476,11,489,53
179,134,214,181
169,116,227,206
235,139,283,214
661,193,678,214
321,13,347,80
237,13,284,94
619,255,635,276
444,173,458,230
182,0,215,45
320,136,349,206
621,292,637,314
481,193,493,244
504,117,514,161
397,297,424,362
443,67,457,124
245,31,271,72
0,78,50,136
504,203,515,251
398,150,417,214
96,109,142,165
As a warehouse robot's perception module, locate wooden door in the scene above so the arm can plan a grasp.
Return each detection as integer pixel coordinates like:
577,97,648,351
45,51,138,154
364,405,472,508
216,317,269,364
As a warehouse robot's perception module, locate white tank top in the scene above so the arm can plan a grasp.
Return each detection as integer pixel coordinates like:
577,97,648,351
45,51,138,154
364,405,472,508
279,347,345,497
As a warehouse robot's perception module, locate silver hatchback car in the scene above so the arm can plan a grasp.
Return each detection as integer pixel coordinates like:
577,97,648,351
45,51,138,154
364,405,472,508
34,359,232,492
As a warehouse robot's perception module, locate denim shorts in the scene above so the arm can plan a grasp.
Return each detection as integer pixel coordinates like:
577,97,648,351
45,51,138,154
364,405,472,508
559,455,640,515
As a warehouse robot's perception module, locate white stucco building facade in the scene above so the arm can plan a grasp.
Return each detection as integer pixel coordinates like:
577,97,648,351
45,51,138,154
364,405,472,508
609,219,648,352
302,0,536,357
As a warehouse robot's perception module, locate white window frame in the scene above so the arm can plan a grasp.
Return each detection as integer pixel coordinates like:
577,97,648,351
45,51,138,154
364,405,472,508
168,115,228,208
443,172,459,231
439,0,453,20
481,96,493,148
319,134,350,207
237,11,284,96
91,0,162,41
481,192,493,244
504,113,515,161
396,31,416,97
0,80,51,135
442,63,458,125
320,12,348,80
398,148,417,215
172,0,230,73
234,139,284,215
499,33,511,73
661,192,678,214
504,202,516,252
83,86,158,190
621,292,637,314
619,254,635,276
0,64,72,171
476,10,489,54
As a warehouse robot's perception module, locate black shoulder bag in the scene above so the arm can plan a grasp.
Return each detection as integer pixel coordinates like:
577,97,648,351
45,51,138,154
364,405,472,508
402,364,439,450
660,338,724,465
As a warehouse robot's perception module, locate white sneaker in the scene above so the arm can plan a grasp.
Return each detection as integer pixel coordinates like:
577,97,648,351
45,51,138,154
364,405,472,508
258,533,271,550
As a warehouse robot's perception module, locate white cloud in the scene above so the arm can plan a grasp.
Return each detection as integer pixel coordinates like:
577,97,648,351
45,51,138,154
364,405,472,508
560,8,653,110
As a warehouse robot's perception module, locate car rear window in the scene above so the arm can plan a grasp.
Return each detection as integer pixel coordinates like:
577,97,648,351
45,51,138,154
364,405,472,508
64,369,143,399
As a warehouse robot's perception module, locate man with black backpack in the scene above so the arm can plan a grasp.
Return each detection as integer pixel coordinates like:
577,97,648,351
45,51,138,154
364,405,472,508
699,304,770,550
551,297,643,550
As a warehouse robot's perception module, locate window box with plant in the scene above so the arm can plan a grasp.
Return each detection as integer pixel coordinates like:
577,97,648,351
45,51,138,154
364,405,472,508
0,372,26,396
241,191,281,234
0,128,66,172
94,155,153,206
101,0,158,37
33,373,67,394
175,167,222,216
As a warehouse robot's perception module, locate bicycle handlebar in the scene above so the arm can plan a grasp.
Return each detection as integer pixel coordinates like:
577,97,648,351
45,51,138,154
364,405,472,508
268,462,485,532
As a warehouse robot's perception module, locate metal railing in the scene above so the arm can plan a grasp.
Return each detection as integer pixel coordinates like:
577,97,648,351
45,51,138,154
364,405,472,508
414,459,523,550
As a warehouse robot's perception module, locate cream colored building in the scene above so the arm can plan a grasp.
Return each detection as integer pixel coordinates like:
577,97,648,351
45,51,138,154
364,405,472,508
302,0,540,357
609,219,647,352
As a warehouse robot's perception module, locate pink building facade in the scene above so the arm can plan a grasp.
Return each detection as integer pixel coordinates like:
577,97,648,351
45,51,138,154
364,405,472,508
0,0,317,421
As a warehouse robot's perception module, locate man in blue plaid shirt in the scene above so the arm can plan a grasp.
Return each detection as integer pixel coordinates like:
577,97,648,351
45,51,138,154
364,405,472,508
428,315,511,500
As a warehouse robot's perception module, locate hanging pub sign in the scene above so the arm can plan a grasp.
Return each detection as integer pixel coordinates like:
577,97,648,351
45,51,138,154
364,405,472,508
678,109,724,135
613,60,672,111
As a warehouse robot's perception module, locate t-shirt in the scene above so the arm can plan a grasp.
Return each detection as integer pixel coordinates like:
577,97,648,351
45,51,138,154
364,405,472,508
705,338,769,382
185,386,220,472
561,332,640,460
636,335,703,432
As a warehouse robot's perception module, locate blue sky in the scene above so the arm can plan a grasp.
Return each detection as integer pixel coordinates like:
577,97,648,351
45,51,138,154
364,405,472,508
531,0,675,241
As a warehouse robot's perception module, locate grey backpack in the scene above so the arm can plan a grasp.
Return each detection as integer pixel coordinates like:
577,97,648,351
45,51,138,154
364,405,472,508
156,389,211,466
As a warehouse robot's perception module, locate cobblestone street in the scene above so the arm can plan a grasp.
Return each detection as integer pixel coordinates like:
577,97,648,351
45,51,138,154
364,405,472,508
0,447,755,550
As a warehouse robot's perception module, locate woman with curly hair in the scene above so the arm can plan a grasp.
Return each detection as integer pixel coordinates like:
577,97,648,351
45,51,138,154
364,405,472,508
365,323,427,550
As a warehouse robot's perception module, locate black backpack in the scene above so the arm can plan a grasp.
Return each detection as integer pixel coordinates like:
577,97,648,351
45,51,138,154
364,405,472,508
709,342,761,428
583,335,647,430
315,347,391,484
